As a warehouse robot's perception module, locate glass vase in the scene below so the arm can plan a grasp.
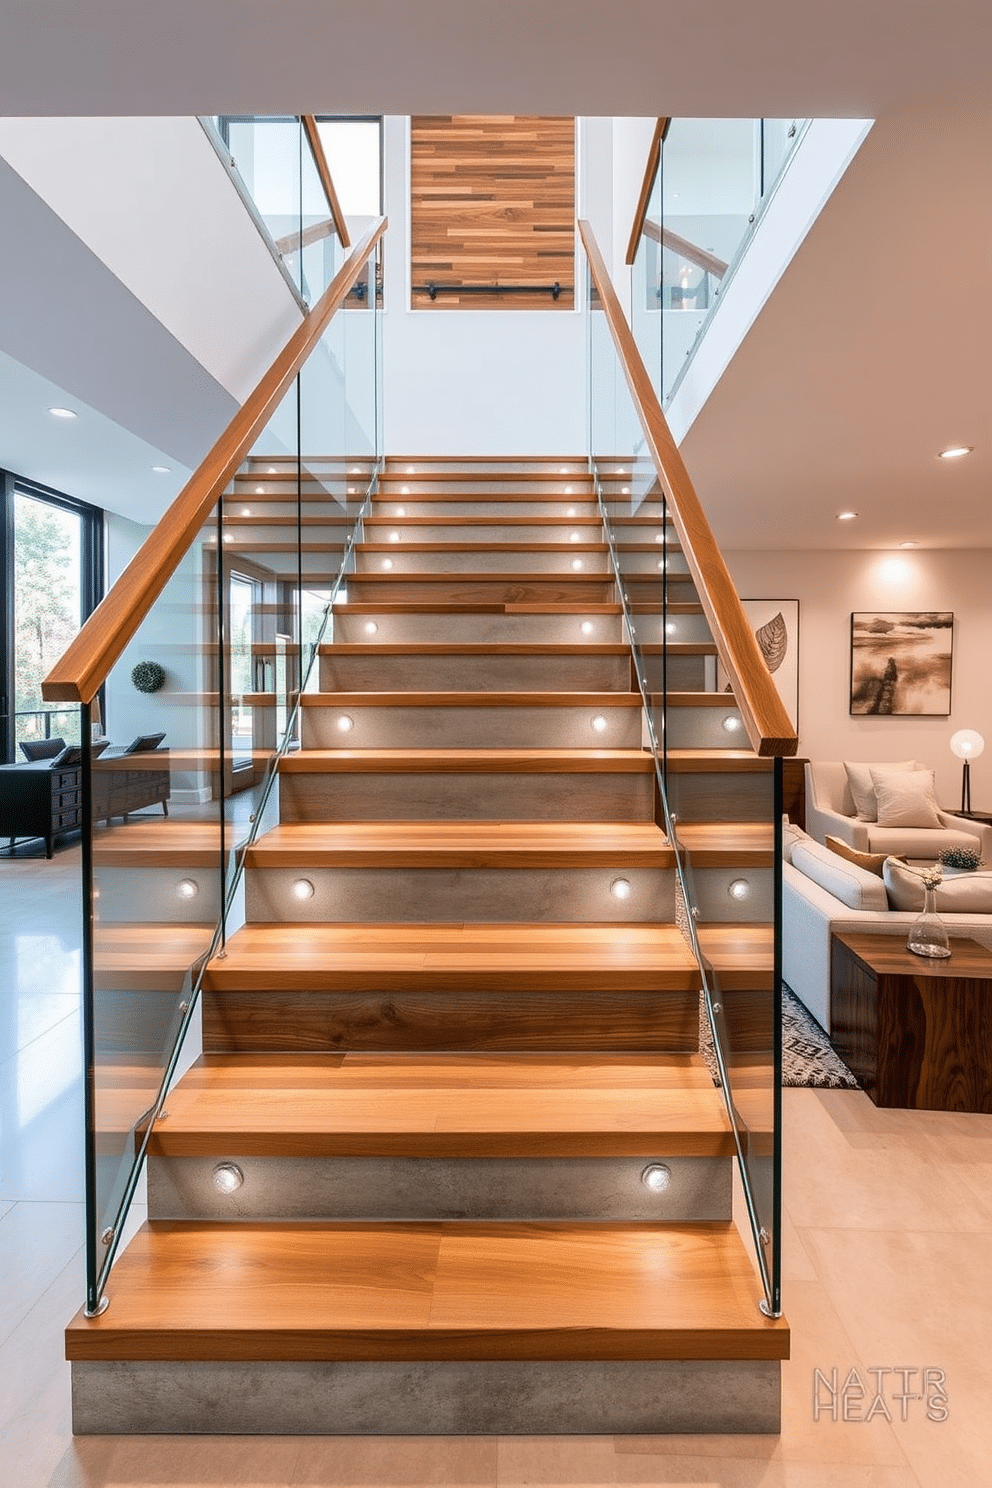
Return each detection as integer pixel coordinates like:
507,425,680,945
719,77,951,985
906,887,951,959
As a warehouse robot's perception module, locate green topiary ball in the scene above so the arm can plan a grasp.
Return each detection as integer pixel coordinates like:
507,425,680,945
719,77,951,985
939,845,983,872
131,660,167,694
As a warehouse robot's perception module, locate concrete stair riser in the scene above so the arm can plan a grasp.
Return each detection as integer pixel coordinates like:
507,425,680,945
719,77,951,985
319,652,632,692
71,1357,780,1435
278,770,655,823
244,865,675,925
331,611,624,644
147,1155,732,1223
302,702,642,749
354,549,612,575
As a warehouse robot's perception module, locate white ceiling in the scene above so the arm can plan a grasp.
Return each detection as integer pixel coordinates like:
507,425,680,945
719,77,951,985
2,2,991,120
680,85,992,551
1,1,990,548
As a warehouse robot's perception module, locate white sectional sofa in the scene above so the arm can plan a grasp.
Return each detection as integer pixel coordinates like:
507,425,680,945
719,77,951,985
782,831,992,1034
805,761,992,862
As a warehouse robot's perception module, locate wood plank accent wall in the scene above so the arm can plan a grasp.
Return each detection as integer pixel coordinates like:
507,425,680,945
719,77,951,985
410,116,575,310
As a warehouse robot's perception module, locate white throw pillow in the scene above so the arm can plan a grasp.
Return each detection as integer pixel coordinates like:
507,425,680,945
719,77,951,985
883,859,992,913
843,759,917,821
870,767,942,829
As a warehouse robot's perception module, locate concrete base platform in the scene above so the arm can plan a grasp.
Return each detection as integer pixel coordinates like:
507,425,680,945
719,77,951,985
72,1358,781,1435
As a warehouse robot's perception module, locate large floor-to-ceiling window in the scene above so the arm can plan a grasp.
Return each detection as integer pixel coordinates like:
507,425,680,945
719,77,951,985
1,472,103,762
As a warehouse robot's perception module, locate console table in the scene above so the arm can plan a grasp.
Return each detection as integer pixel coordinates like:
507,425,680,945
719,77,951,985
830,930,992,1112
0,761,84,857
0,752,170,856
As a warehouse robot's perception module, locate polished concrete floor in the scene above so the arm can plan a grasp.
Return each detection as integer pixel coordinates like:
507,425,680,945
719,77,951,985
2,840,990,1487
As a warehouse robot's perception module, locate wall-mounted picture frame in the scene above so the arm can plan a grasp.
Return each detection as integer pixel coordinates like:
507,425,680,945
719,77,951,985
718,599,799,731
850,611,953,716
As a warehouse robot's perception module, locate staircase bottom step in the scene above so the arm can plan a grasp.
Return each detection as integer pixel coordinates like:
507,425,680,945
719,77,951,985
71,1355,781,1435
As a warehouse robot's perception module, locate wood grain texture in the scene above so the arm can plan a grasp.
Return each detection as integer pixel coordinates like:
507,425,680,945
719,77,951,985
641,219,729,279
280,748,651,773
65,1220,788,1362
244,820,672,868
580,218,796,758
411,116,575,309
42,218,385,704
202,987,702,1053
302,115,350,248
301,691,639,709
830,932,992,1111
625,118,670,266
146,1052,733,1158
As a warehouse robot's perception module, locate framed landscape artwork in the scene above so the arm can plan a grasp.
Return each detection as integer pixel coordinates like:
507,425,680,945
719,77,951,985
718,599,799,730
850,611,953,716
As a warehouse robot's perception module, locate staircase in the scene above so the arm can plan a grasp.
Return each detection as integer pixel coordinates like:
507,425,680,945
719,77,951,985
67,455,788,1434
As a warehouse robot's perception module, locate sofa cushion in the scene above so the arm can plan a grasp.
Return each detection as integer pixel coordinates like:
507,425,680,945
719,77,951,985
870,767,942,829
791,840,890,911
782,819,813,863
883,859,992,913
843,759,917,820
825,835,892,876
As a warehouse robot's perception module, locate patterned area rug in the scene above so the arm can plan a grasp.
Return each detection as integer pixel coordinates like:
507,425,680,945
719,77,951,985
699,984,860,1090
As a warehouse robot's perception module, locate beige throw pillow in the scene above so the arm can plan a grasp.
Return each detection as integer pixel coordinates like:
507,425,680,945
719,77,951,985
825,835,891,877
843,759,917,821
870,767,942,829
882,858,992,913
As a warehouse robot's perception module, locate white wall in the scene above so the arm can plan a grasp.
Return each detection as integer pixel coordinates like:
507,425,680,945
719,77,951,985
105,512,213,798
725,547,992,806
380,116,586,455
0,117,302,402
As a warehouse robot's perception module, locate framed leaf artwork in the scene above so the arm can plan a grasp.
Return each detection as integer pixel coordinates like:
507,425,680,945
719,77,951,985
717,599,799,730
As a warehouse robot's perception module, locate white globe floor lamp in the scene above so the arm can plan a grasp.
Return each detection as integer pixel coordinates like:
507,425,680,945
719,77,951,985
950,729,985,813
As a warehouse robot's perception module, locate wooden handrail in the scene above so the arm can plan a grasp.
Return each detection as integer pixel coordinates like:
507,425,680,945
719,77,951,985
625,118,670,267
42,217,386,706
302,116,351,250
580,218,796,758
273,215,337,255
641,220,729,280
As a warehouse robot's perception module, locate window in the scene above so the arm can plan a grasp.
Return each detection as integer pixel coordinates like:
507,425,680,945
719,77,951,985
1,473,103,763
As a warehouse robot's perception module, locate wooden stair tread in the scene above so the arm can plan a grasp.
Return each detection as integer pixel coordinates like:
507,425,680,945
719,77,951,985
697,925,774,990
245,821,671,867
365,517,605,528
66,1221,788,1362
665,749,769,772
320,642,629,656
202,923,701,994
356,542,610,553
279,748,655,774
333,602,623,615
92,822,248,868
301,691,639,707
146,1052,733,1157
93,924,216,990
675,823,773,864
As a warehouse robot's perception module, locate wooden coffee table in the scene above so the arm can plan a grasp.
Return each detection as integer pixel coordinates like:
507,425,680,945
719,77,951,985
830,930,992,1112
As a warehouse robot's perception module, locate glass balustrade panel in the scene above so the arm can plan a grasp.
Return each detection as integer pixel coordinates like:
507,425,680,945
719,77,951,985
588,247,781,1313
78,225,384,1312
84,494,226,1309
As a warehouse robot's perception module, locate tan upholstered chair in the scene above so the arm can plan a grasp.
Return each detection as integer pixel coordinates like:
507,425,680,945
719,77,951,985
804,760,992,862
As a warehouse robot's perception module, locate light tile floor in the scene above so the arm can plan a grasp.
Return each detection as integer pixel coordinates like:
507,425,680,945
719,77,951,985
2,843,990,1488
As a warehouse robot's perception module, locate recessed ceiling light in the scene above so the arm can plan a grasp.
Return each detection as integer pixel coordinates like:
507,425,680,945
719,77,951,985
48,407,77,419
836,511,858,521
937,445,973,460
151,464,171,474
